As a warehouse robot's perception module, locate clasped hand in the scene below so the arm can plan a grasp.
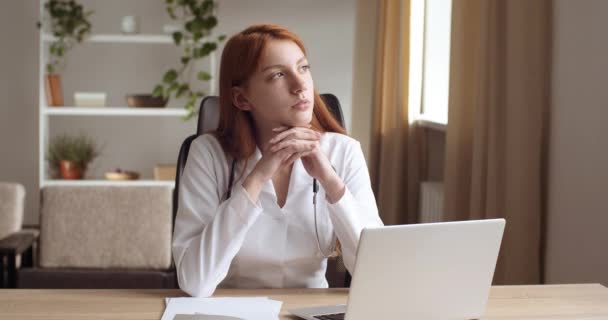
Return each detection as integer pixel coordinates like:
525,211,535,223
253,126,335,184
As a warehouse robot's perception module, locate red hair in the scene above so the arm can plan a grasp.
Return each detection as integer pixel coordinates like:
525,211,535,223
214,24,346,162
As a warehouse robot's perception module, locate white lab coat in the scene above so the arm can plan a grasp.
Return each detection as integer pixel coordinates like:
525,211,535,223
172,132,384,297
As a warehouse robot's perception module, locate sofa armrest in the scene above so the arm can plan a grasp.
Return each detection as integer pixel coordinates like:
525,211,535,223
0,232,37,288
0,231,36,255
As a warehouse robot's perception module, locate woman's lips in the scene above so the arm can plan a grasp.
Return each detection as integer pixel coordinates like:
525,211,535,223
292,99,311,110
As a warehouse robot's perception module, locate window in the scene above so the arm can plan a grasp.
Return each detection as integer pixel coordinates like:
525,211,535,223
409,0,452,126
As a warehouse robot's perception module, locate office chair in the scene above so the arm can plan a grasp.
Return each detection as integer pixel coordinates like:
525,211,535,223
172,93,352,288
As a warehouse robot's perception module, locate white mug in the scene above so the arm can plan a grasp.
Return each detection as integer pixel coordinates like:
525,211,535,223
121,16,139,34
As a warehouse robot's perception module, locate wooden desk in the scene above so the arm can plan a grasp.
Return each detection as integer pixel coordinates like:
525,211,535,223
1,284,607,319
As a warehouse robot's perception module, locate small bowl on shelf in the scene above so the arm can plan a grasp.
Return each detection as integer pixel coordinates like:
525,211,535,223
126,94,167,108
104,169,140,181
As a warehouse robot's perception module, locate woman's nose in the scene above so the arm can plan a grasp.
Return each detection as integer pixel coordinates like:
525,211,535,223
290,74,307,94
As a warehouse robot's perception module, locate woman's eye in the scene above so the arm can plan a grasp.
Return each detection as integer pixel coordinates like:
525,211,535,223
300,65,311,71
271,72,284,79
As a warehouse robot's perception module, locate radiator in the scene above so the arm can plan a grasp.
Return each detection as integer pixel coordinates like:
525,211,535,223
419,182,444,223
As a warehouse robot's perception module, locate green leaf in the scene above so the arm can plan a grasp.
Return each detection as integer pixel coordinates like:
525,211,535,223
172,31,183,45
167,6,176,19
183,110,194,121
168,82,179,94
197,71,211,81
202,0,213,13
190,18,203,32
180,56,190,65
163,69,178,83
152,84,164,97
203,41,217,51
217,34,226,41
205,16,218,29
186,1,197,13
176,84,189,98
182,99,195,120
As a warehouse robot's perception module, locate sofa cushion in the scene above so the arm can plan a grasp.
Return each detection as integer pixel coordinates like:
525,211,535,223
39,186,172,269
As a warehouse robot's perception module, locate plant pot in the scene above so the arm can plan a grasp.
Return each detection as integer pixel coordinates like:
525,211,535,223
59,160,85,179
45,74,64,106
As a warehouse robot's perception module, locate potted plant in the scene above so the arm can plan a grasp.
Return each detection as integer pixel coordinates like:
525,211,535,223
47,134,100,179
152,0,225,120
37,0,93,106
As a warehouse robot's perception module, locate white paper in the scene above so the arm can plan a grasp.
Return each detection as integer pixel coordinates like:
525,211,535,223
173,315,242,320
161,296,282,320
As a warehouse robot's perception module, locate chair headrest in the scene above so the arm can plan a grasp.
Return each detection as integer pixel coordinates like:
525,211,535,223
196,93,345,135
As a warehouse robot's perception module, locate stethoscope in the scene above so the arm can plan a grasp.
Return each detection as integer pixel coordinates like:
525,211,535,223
224,159,337,258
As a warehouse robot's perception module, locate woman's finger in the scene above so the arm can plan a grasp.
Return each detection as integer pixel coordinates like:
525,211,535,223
270,134,318,152
272,140,318,154
275,127,318,141
270,128,320,145
283,149,315,166
275,145,299,160
283,151,301,166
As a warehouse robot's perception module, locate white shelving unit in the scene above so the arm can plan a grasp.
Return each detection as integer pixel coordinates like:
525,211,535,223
42,33,173,44
43,107,189,117
43,180,175,187
38,5,216,189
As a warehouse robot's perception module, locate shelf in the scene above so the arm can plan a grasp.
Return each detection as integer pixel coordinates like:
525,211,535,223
43,107,188,117
42,33,173,44
42,180,175,187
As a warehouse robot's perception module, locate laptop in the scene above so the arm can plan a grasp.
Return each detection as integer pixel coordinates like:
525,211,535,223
289,218,506,320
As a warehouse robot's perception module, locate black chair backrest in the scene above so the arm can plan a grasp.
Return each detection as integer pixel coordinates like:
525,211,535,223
172,93,351,287
195,93,344,136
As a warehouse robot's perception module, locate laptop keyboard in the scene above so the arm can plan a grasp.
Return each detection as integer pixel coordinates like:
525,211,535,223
314,313,345,320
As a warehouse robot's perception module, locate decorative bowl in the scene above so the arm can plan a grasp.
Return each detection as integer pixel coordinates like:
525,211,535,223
126,94,167,108
104,169,140,181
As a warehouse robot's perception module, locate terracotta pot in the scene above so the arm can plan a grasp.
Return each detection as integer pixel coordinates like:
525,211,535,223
45,74,64,106
59,160,85,180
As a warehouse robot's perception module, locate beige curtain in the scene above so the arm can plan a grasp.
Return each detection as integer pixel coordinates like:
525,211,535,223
371,0,423,225
444,0,552,284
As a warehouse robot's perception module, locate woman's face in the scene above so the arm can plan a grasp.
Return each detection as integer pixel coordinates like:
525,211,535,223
235,39,314,129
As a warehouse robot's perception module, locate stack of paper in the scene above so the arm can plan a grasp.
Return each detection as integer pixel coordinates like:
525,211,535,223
161,296,283,320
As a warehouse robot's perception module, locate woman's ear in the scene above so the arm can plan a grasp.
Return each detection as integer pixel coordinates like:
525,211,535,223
231,87,253,111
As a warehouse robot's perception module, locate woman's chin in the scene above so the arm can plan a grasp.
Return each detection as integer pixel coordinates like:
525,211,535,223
288,113,313,127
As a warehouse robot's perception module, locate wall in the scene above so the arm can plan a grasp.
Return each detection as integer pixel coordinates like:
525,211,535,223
351,0,379,160
545,0,608,286
0,0,40,227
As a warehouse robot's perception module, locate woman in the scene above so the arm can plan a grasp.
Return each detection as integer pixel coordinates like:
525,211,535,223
173,24,384,297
